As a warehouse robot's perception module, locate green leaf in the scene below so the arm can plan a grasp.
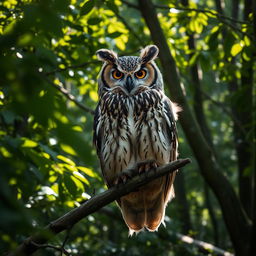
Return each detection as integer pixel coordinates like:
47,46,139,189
77,166,96,178
22,139,38,148
80,0,95,16
107,32,122,38
60,144,77,156
63,174,77,196
106,1,119,14
57,155,76,166
231,43,242,56
87,17,102,25
73,171,90,185
223,31,236,57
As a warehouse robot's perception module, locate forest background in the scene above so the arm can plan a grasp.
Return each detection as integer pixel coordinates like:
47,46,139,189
0,0,255,255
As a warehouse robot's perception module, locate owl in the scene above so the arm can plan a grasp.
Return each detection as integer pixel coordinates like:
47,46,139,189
93,45,179,235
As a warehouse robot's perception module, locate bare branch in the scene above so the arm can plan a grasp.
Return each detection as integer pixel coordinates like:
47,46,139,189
30,241,71,256
42,74,95,115
175,233,234,256
7,159,191,256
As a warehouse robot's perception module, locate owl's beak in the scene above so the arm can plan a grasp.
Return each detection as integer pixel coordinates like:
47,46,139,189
124,75,135,93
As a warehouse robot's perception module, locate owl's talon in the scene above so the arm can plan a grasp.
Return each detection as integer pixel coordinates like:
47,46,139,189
137,160,158,174
114,168,135,185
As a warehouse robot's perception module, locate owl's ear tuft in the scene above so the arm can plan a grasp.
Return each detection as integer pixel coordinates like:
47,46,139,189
140,45,159,63
96,49,118,63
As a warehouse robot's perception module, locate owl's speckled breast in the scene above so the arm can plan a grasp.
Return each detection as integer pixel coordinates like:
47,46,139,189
97,89,173,186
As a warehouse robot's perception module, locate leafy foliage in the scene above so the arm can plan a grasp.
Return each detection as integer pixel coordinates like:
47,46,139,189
0,0,254,255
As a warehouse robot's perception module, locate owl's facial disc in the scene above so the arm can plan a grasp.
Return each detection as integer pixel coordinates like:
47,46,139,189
103,63,156,95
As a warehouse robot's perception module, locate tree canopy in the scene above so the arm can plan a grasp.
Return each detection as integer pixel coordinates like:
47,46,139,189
0,0,255,256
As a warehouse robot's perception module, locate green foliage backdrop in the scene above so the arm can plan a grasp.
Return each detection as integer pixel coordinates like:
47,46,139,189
0,0,255,255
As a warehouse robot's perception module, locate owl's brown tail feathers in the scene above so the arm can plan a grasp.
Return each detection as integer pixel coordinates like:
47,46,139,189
120,183,174,235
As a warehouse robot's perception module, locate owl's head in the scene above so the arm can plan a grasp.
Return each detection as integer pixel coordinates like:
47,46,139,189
96,45,163,97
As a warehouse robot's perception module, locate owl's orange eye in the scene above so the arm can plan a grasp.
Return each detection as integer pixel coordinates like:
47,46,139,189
135,69,146,79
112,70,123,80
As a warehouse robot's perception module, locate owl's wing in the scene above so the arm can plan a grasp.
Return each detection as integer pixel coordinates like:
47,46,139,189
93,103,101,155
93,104,109,185
162,98,179,202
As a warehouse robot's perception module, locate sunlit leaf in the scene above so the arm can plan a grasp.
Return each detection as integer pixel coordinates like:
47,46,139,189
57,155,76,166
77,166,96,177
60,144,77,156
71,176,85,191
89,90,98,102
73,171,90,185
231,43,242,56
63,174,77,195
243,35,251,46
21,139,38,148
0,146,12,157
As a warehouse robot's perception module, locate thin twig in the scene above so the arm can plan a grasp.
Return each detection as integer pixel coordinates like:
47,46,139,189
61,226,73,253
7,158,191,256
30,241,71,256
42,74,95,115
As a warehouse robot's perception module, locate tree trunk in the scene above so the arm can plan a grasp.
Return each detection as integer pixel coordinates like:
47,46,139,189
180,0,220,243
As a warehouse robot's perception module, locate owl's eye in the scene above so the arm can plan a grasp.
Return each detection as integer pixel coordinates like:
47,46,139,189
112,70,123,80
135,69,147,79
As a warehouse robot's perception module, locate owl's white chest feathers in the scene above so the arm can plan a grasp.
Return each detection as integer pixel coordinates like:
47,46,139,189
97,90,174,186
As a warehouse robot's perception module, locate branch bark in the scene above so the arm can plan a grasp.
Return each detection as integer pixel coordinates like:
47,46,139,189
138,1,251,255
8,158,191,256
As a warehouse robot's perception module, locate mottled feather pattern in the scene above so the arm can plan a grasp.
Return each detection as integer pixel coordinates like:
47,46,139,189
94,87,177,186
117,56,141,72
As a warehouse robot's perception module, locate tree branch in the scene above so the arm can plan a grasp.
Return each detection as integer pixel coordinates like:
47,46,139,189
175,233,234,256
7,158,191,256
42,74,95,115
29,242,71,256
